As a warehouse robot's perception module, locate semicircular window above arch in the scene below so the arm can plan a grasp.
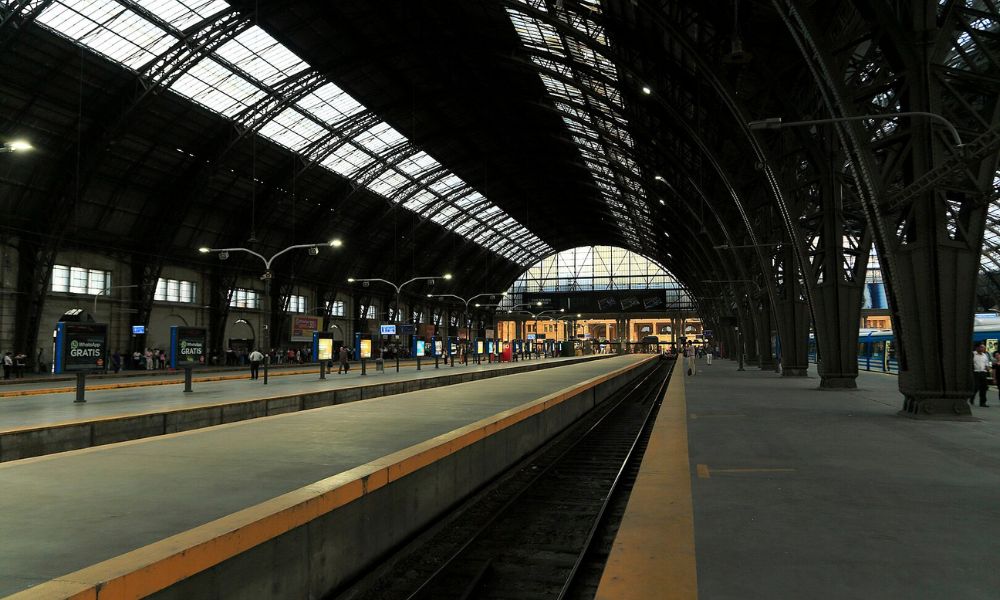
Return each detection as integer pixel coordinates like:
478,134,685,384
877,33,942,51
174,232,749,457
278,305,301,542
507,246,681,293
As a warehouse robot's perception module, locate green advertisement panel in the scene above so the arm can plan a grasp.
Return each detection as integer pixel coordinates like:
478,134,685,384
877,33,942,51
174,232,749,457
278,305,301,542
56,322,108,373
170,326,207,368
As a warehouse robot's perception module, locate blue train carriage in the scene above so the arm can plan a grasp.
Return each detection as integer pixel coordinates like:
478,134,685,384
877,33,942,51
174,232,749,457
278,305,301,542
807,329,895,372
972,313,1000,354
857,328,897,373
853,313,1000,374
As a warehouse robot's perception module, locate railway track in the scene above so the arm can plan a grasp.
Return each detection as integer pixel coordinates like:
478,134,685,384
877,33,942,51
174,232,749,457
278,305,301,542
336,357,673,600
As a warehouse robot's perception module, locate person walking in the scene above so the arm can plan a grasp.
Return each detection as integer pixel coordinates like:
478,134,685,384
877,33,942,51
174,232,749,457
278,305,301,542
248,348,264,380
337,346,350,374
971,343,990,407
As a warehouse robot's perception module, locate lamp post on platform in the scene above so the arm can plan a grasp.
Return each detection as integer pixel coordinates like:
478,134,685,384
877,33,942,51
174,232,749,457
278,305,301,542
349,274,452,372
200,239,343,383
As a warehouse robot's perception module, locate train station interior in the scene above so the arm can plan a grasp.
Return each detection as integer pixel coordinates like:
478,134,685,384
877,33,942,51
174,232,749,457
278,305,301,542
0,1,997,598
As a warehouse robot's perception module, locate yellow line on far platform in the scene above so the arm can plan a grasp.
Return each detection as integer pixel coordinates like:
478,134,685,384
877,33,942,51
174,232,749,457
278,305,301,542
698,465,796,478
689,413,745,419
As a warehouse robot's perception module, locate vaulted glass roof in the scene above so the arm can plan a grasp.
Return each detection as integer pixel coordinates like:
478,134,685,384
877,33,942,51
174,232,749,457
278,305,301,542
500,245,693,311
506,0,652,252
508,246,683,293
23,0,551,265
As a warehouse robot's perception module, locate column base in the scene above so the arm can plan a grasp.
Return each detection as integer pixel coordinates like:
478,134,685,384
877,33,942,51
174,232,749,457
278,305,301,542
781,367,809,377
818,375,857,389
898,396,975,420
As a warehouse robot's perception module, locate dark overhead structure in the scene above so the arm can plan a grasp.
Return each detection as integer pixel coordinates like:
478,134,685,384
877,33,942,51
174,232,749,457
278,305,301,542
1,0,997,418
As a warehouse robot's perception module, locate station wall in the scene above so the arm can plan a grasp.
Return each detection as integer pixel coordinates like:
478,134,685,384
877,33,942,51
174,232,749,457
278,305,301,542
0,239,472,365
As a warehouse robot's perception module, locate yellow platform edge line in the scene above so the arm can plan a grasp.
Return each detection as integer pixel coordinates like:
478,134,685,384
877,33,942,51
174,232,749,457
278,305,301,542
5,355,656,600
0,368,320,399
595,358,698,600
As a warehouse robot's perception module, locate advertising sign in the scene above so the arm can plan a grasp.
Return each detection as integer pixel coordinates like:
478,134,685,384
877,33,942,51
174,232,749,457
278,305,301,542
291,316,323,342
988,338,999,355
380,324,397,335
476,340,485,355
313,331,335,361
56,322,108,373
170,326,207,369
359,338,373,359
434,340,443,356
317,338,333,361
415,340,426,357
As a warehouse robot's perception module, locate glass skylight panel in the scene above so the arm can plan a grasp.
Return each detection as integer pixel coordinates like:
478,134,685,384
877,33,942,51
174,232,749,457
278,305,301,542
366,169,408,198
133,0,229,31
321,142,373,177
171,57,267,117
509,0,650,251
258,107,326,151
430,205,461,225
429,174,465,196
454,217,479,237
353,121,406,156
27,0,550,265
216,26,307,86
396,151,440,179
297,82,366,125
37,0,175,70
402,190,438,213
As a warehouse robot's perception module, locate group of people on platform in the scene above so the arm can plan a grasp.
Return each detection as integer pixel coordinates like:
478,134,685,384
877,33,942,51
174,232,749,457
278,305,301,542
1,351,28,379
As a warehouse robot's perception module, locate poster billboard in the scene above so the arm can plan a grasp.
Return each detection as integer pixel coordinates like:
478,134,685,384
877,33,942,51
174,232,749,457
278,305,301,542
476,340,485,355
170,326,207,369
291,316,323,342
56,322,108,373
317,338,333,361
359,339,372,359
415,340,426,357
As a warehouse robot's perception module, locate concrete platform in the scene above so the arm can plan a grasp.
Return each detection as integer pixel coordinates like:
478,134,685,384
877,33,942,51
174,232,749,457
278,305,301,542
0,355,599,461
0,354,655,598
598,357,1000,599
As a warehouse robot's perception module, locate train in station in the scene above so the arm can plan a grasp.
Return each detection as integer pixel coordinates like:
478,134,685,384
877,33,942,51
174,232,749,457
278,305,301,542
807,314,1000,374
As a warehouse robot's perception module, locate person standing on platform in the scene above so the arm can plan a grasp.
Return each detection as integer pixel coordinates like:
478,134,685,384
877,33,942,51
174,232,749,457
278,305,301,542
992,350,1000,406
337,346,350,374
971,343,990,407
2,351,12,379
248,348,264,380
112,351,121,374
